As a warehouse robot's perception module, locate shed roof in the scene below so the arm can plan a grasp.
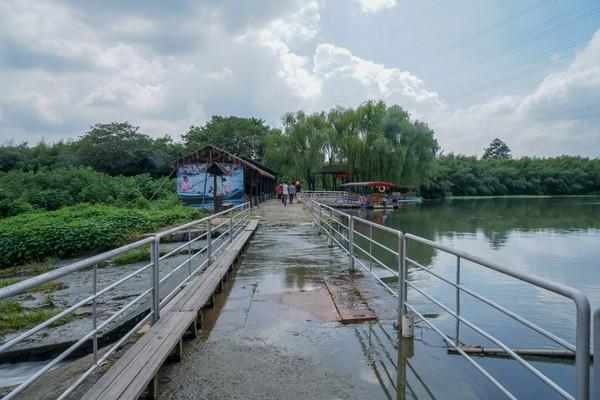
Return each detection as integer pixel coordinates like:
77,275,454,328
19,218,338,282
173,144,276,179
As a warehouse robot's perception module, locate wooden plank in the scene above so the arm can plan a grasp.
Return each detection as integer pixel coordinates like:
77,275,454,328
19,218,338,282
83,219,259,400
89,311,194,399
81,312,180,400
244,219,259,231
324,278,377,324
119,312,195,399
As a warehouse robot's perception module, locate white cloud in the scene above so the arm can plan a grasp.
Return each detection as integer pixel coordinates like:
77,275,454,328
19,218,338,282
0,0,598,158
356,0,397,13
431,30,600,157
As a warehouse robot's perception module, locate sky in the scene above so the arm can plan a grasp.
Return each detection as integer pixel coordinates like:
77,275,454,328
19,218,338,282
0,0,599,157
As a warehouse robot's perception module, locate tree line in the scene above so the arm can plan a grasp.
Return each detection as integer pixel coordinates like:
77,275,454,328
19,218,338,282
1,101,599,216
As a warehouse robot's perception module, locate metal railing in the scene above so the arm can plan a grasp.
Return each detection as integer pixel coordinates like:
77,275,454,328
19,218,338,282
0,202,252,400
302,190,345,196
302,195,593,400
594,309,600,400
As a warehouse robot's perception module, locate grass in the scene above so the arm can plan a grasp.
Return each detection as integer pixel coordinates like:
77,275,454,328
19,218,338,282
0,277,68,292
0,277,23,289
112,245,170,265
0,297,75,335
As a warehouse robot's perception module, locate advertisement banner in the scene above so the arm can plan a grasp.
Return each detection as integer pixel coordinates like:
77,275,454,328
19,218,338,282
176,162,244,208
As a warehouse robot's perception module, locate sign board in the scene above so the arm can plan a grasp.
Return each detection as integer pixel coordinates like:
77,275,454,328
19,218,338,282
176,162,244,208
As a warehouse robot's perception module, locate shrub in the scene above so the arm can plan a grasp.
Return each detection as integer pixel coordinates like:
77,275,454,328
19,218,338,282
0,167,178,217
0,204,204,269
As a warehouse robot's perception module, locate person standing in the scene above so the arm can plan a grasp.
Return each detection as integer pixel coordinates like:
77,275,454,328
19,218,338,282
275,183,282,203
288,183,296,204
281,181,289,207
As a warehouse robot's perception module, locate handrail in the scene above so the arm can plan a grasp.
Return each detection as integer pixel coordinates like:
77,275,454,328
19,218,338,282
0,201,252,400
301,194,592,400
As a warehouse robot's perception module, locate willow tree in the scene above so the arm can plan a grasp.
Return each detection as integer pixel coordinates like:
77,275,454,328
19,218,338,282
263,101,439,190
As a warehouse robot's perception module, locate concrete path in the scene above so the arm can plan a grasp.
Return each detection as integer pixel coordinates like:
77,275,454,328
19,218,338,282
156,199,488,400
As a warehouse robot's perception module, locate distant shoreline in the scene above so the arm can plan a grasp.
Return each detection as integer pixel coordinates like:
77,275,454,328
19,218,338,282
445,194,600,200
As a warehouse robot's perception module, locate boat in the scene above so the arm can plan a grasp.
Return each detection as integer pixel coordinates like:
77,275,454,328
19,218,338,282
338,182,422,208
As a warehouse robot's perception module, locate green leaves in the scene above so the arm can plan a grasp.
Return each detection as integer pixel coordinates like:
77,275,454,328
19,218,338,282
183,116,272,160
263,101,439,189
0,204,203,269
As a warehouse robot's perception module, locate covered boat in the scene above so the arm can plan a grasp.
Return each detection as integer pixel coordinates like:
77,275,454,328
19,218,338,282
339,181,422,208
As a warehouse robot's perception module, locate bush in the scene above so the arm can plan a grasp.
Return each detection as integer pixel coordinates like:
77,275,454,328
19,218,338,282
0,167,178,217
0,204,204,269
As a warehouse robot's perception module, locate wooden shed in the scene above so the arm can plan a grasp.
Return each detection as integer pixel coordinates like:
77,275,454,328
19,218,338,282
173,144,277,210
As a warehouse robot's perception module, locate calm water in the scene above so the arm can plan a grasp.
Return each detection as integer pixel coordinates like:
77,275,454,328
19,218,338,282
355,197,600,398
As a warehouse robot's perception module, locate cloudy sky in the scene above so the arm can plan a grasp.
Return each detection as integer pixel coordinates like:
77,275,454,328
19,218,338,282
0,0,599,157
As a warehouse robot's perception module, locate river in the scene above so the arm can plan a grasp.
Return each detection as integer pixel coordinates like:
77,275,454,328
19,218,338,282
354,196,600,398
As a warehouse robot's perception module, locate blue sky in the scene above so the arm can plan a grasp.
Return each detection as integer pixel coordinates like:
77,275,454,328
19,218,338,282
0,0,599,157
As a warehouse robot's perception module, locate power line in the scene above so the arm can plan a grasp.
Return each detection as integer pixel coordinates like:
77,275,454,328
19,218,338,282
427,1,600,82
405,0,551,70
422,64,600,121
440,33,594,95
446,41,600,102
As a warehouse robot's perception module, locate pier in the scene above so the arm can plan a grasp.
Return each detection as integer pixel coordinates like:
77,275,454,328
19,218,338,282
0,197,599,399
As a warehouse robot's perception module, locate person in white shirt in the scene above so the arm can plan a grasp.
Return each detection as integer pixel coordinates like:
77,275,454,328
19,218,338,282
281,182,289,207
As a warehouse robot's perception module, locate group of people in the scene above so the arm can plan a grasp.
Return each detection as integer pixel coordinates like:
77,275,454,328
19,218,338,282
275,181,302,207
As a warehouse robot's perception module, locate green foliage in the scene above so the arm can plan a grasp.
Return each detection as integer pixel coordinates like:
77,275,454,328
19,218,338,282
0,167,180,217
183,116,273,160
0,299,74,334
74,122,185,176
0,123,185,177
0,204,204,269
423,154,600,198
483,138,512,159
264,101,439,190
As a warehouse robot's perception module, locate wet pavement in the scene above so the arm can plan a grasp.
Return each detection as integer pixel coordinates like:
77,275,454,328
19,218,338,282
156,200,500,400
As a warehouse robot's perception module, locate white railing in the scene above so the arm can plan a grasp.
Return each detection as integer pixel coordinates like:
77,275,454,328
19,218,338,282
0,202,252,399
302,194,593,400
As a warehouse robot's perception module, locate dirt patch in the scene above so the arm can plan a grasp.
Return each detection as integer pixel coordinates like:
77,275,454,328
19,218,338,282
157,339,357,400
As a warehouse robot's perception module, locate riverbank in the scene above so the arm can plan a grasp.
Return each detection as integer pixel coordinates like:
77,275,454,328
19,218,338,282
445,194,600,200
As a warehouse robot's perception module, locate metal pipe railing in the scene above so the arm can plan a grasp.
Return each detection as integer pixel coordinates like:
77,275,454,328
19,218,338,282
0,201,252,400
300,194,592,400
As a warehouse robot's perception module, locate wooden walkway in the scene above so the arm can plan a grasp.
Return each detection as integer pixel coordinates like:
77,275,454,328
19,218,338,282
82,219,259,400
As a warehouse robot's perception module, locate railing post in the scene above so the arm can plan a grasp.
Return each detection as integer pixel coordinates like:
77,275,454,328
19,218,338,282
575,298,591,400
207,219,212,264
229,209,233,243
594,308,600,400
455,256,461,347
369,224,373,272
398,233,405,330
92,263,98,364
349,216,355,273
317,204,322,235
187,226,192,276
328,209,333,247
151,237,160,323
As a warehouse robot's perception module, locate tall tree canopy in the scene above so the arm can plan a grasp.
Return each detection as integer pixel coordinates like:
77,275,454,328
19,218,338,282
74,122,183,176
483,138,512,159
264,101,439,190
183,116,273,160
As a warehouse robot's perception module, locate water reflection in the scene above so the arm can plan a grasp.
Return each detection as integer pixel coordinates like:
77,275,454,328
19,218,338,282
353,197,600,398
354,321,439,400
380,197,600,249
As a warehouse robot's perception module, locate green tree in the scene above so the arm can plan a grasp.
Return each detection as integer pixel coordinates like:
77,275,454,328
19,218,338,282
183,116,272,160
483,138,512,159
74,122,167,176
